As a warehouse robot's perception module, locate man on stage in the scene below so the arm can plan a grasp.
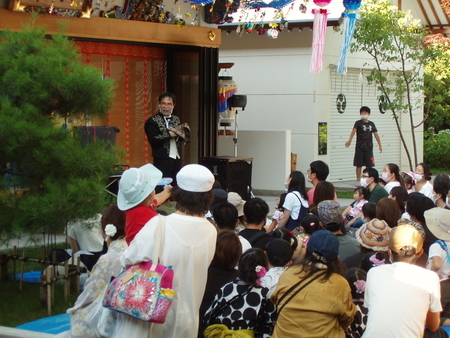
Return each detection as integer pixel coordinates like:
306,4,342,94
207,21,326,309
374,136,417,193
145,92,181,183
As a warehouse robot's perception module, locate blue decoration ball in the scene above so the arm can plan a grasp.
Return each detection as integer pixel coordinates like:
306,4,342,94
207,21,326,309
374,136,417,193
343,0,361,11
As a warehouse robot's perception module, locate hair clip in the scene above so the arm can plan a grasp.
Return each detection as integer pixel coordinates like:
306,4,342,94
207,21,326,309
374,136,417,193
105,223,117,237
255,265,267,279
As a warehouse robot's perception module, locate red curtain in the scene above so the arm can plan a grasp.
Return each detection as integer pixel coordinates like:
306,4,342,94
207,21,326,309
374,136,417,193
76,41,167,167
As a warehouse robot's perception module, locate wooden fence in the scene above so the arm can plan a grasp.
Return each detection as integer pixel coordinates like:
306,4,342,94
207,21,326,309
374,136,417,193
0,247,84,315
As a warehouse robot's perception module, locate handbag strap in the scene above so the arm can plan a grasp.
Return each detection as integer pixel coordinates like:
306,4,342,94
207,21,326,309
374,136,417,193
277,270,326,316
150,215,166,270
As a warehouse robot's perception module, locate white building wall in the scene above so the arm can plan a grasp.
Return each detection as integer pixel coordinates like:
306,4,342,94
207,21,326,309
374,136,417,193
219,26,423,190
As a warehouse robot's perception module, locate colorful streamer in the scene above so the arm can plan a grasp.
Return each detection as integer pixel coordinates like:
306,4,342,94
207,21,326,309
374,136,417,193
310,8,330,73
337,0,361,73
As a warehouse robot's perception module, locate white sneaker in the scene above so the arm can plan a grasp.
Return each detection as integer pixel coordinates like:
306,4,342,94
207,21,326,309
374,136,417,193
355,181,361,187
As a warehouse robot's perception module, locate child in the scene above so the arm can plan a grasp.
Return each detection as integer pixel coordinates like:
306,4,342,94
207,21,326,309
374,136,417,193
117,163,171,244
203,248,277,338
343,187,369,227
402,171,416,194
344,106,383,185
260,238,294,297
346,202,376,238
345,268,368,338
294,214,322,244
271,228,298,252
265,193,287,233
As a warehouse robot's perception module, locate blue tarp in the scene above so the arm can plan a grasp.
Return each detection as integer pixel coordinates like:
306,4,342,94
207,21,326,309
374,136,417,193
10,271,42,283
16,314,71,334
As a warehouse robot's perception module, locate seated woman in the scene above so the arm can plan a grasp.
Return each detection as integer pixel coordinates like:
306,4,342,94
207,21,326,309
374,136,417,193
413,163,433,199
376,197,401,229
382,163,403,194
198,230,242,338
57,204,127,338
203,248,277,338
271,230,356,337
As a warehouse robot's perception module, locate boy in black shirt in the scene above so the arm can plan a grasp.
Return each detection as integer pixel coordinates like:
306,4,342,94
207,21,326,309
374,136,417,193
345,106,383,186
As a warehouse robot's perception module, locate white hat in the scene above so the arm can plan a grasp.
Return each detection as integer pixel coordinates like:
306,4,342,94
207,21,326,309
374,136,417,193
117,164,162,211
228,192,246,217
176,164,214,192
425,207,450,241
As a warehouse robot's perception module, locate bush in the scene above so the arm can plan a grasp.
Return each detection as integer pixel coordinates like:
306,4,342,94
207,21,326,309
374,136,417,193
424,129,450,168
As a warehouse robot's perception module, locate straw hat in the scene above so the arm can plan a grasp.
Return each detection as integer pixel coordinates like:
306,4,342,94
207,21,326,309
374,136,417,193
424,207,450,241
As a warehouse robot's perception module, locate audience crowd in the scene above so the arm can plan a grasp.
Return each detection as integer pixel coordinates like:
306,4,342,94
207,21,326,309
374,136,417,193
57,160,450,338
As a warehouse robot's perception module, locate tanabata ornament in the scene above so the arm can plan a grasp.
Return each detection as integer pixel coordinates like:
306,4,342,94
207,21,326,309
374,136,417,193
310,0,332,73
267,28,279,38
337,0,362,73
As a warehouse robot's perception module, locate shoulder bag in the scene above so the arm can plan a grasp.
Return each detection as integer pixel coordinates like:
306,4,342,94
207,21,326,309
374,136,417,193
102,215,174,322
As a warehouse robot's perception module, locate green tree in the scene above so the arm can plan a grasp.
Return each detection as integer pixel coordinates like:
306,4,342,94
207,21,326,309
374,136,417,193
0,18,118,244
423,34,450,133
351,0,450,170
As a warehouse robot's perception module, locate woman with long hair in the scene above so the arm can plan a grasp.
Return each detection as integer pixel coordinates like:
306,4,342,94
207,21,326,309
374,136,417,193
389,186,408,215
58,204,127,338
277,171,309,231
312,181,336,211
376,197,401,228
271,230,356,337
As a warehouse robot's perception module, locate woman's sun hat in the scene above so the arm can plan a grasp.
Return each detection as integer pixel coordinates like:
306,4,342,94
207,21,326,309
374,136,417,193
117,164,162,211
424,207,450,241
355,218,390,252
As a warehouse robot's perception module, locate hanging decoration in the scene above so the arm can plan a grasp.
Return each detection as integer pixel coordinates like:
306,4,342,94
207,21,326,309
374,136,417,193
245,0,295,10
218,77,238,114
310,0,332,73
336,0,361,73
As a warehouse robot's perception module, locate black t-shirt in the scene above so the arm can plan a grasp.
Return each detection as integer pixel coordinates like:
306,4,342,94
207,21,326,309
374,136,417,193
353,120,378,151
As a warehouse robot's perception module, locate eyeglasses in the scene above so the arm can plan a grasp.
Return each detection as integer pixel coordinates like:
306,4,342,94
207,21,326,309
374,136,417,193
361,175,370,178
159,102,174,106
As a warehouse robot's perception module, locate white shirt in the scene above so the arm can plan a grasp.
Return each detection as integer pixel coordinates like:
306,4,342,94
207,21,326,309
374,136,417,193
418,181,433,199
165,115,180,160
427,241,450,281
282,191,309,220
66,214,104,252
363,262,442,338
384,181,400,194
115,213,217,338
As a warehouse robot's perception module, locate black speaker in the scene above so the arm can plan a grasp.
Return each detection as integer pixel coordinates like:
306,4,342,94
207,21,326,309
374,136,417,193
200,156,252,200
227,95,247,110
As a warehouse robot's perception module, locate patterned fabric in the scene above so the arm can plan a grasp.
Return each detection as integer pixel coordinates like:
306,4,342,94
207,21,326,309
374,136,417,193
203,280,277,338
103,261,174,322
353,120,378,151
145,112,181,158
346,301,368,338
58,239,128,338
259,266,287,297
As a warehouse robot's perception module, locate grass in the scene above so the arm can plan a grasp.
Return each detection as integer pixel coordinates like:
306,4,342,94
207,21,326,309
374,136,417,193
336,190,354,199
0,243,79,328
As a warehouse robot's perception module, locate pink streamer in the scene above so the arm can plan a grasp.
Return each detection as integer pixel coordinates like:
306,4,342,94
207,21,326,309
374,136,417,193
310,8,329,73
